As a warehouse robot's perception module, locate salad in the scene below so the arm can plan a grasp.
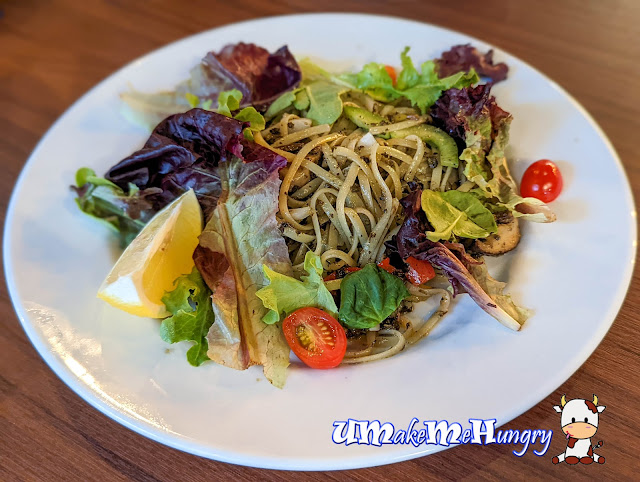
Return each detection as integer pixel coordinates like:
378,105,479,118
73,42,562,388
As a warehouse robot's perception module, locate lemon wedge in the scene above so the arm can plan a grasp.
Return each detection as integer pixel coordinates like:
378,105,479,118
98,189,203,318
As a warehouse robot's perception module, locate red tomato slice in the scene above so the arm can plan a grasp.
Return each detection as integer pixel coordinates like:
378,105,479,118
384,65,397,86
520,159,563,203
323,266,360,282
377,257,396,274
282,308,347,369
405,257,436,285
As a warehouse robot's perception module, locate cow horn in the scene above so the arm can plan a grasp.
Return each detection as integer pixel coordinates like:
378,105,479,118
561,394,566,407
593,394,598,405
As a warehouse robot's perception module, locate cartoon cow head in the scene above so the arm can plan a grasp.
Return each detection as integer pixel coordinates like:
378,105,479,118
553,394,605,439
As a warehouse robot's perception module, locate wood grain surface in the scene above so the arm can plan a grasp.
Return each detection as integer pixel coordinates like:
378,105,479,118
1,1,639,480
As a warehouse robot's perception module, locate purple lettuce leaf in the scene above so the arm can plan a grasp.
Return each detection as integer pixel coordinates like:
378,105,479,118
105,108,285,219
436,44,508,83
417,244,523,330
202,43,301,111
121,43,301,129
429,83,510,149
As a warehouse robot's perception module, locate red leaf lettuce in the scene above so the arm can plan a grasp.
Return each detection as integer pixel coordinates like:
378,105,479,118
436,44,508,83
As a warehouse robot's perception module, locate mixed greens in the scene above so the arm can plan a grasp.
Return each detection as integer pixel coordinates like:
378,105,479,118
73,41,556,387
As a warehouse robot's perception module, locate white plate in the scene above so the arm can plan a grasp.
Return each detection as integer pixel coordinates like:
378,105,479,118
4,13,636,470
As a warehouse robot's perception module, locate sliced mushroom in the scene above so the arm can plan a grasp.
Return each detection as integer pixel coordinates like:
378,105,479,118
475,214,521,255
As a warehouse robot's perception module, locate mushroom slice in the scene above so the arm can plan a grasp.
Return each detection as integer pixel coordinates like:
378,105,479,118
475,214,521,255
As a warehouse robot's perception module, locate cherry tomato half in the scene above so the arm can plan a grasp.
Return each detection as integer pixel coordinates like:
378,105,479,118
520,159,563,203
282,308,347,369
384,65,397,86
405,257,436,285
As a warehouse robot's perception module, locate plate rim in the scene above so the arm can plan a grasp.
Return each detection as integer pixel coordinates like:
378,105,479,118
3,12,637,470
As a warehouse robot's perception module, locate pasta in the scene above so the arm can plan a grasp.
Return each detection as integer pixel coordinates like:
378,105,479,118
261,93,460,363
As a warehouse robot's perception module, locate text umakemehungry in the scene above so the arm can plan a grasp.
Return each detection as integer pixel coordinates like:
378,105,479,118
331,418,553,457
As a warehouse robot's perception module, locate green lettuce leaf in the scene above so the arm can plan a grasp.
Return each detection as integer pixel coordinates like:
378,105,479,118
421,190,497,241
263,50,472,126
185,93,213,110
401,58,480,113
340,62,397,102
340,47,479,113
185,92,199,108
196,155,292,387
256,251,338,324
235,106,266,140
264,59,349,122
160,268,215,367
396,47,420,90
214,89,265,139
439,190,497,233
216,88,243,116
338,264,409,329
72,167,157,246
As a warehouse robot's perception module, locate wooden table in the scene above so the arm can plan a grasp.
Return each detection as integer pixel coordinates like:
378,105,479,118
1,1,638,479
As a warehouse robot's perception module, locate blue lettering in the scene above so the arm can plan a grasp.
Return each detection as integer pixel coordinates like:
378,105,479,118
533,430,553,456
496,429,519,445
331,421,349,444
392,430,406,444
424,420,462,446
333,418,551,455
513,430,531,457
345,419,359,446
356,420,394,446
406,418,420,446
469,419,496,444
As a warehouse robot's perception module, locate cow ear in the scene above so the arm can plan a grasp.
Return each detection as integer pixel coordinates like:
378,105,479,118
553,405,562,413
597,405,606,413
